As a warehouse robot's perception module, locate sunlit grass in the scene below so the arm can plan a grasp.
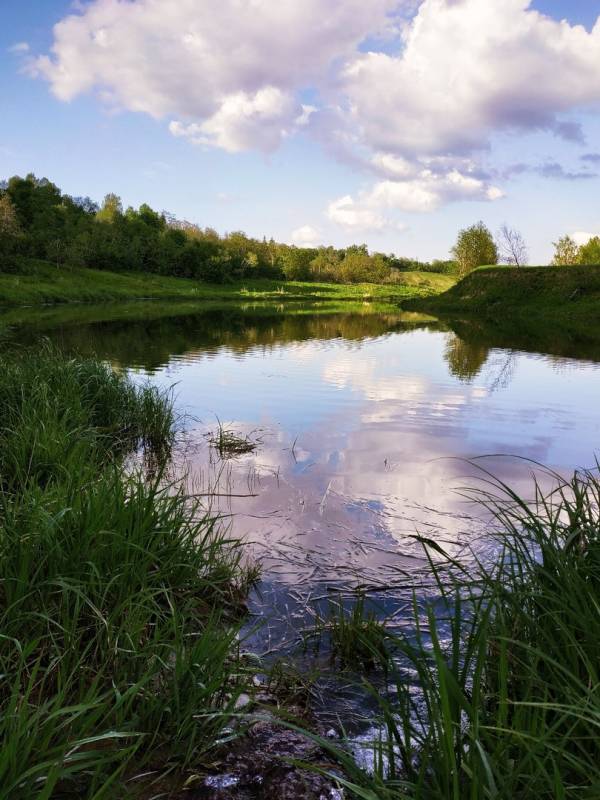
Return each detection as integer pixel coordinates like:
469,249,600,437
0,258,454,308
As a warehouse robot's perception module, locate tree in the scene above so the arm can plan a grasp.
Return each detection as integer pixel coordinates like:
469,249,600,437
338,250,390,283
0,193,21,236
497,224,528,267
0,193,22,266
310,247,341,281
96,193,123,223
578,236,600,265
451,222,498,275
280,247,315,281
551,235,579,266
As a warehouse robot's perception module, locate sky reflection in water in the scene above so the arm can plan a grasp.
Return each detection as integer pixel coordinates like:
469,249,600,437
13,306,600,665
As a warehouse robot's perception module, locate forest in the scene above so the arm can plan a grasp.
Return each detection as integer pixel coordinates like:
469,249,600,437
0,174,455,284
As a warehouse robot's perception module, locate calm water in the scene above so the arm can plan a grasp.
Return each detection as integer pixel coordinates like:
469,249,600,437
6,302,600,717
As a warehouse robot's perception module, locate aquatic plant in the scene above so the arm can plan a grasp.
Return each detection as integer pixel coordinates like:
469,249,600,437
307,593,390,671
206,420,261,459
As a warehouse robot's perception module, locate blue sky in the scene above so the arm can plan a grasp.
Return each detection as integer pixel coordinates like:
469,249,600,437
1,0,600,263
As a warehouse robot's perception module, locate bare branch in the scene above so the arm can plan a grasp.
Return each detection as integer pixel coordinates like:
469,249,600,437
497,224,529,267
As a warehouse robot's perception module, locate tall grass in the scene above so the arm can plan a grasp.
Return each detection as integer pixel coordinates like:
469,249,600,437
0,347,257,797
320,466,600,799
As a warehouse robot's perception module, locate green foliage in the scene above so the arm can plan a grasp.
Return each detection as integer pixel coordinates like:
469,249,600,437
0,193,22,266
309,593,389,670
578,235,600,265
0,172,459,287
0,347,257,796
452,221,498,275
552,234,580,266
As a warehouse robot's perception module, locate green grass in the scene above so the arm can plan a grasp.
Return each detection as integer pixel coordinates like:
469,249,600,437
0,346,258,797
306,593,390,671
314,464,600,799
0,258,454,308
404,264,600,332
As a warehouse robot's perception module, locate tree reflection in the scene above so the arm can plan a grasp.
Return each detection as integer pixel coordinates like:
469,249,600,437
444,334,490,381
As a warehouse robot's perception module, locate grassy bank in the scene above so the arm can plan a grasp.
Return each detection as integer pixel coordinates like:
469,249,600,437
0,258,454,308
318,466,600,799
0,347,257,797
404,264,600,330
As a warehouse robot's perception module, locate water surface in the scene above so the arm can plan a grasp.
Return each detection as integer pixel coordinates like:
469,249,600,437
6,302,600,703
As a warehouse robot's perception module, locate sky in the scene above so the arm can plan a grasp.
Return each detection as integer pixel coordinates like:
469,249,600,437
1,0,600,264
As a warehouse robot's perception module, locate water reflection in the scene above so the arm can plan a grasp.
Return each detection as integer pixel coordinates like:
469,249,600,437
5,303,600,666
444,335,490,381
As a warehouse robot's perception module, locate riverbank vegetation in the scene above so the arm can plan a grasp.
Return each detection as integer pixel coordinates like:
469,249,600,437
0,347,258,797
0,257,453,308
324,465,600,799
405,264,600,333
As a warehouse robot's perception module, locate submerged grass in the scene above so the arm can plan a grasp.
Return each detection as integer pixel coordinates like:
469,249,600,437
319,465,600,799
0,346,258,797
206,421,261,459
306,594,390,672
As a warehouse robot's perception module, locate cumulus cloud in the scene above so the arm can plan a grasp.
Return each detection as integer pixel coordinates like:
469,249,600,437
328,169,502,231
33,0,393,153
169,87,298,153
291,225,322,247
327,195,389,231
340,0,600,158
571,231,599,246
30,0,600,215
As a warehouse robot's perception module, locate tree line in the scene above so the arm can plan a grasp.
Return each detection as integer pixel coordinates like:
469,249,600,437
1,174,598,283
0,174,455,284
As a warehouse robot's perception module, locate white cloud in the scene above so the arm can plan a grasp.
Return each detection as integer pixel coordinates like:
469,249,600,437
371,153,418,179
571,231,599,246
291,225,322,247
30,0,600,215
170,87,297,153
327,195,389,231
34,0,393,153
9,42,30,54
340,0,600,158
328,169,503,231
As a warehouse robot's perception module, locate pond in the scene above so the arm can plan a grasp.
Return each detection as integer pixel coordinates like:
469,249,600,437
5,301,600,725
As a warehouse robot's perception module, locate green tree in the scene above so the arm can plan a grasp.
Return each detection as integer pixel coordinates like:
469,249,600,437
0,193,20,236
281,247,315,280
452,222,498,275
551,235,580,266
0,193,22,266
310,247,341,281
96,193,123,223
578,236,600,265
338,251,390,283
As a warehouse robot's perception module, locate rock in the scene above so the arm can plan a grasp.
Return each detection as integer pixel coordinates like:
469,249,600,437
199,721,344,799
235,693,252,710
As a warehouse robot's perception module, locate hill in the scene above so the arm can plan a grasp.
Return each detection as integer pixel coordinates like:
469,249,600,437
405,264,600,320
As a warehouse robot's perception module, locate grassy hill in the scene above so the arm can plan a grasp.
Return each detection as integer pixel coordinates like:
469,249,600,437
0,258,455,308
403,264,600,355
405,264,600,319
